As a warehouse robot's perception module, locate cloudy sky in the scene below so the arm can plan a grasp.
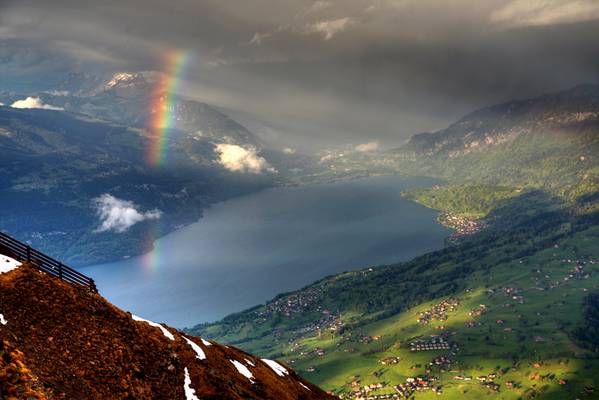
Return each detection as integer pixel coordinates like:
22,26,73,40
2,0,599,150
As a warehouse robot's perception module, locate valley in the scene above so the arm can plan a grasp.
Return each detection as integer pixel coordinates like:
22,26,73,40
189,84,599,399
3,2,599,399
83,175,451,327
191,194,599,399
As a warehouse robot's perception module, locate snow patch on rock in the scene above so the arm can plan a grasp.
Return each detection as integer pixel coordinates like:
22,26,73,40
230,359,255,383
0,314,7,325
132,315,175,341
299,382,311,391
183,336,206,360
201,338,212,346
245,358,255,367
0,254,21,274
183,367,200,400
262,359,289,377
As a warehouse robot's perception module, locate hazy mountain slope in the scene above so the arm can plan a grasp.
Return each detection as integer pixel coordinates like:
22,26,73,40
403,84,599,155
312,85,599,200
0,262,335,400
388,84,599,193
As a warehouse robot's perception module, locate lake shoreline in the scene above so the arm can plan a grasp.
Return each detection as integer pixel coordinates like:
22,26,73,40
84,174,452,328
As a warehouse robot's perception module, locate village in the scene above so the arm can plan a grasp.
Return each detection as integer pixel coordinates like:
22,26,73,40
417,298,459,325
255,287,323,320
248,252,598,400
439,213,484,244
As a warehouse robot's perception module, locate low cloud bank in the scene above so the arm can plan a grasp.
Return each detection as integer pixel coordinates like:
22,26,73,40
214,144,276,174
491,0,599,28
355,141,379,152
11,97,64,111
93,194,161,233
305,17,353,40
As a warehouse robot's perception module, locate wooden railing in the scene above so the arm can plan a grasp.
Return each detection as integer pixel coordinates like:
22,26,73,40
0,232,97,293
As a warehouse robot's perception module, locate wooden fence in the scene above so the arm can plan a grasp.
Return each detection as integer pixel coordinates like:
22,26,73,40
0,231,97,293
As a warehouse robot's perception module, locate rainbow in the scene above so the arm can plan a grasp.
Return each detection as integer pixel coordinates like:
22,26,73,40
146,50,191,166
141,222,164,274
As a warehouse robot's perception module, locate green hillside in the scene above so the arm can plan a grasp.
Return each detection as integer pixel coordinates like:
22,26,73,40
191,196,599,399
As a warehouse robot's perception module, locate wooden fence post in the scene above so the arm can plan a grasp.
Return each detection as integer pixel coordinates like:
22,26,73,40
59,263,63,280
26,246,31,262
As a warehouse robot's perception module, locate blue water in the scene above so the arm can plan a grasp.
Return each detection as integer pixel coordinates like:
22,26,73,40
84,175,451,327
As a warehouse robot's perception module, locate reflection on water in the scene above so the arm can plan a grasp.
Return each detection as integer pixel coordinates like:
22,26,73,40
84,175,451,327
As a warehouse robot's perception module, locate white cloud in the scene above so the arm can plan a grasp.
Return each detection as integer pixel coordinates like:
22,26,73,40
491,0,599,28
93,194,161,233
306,17,353,40
354,141,379,152
45,90,70,96
306,1,331,14
249,32,271,46
214,144,276,174
0,102,4,106
10,97,64,111
282,147,296,154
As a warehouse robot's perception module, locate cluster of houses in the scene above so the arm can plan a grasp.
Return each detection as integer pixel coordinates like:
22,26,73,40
501,286,525,303
256,287,322,319
410,337,451,352
340,392,399,400
341,379,388,399
394,376,442,397
481,381,501,392
465,320,482,328
289,310,344,338
468,304,488,318
530,256,597,291
429,356,453,371
358,334,382,344
440,213,483,243
476,374,500,392
416,298,460,325
565,262,591,281
380,356,401,365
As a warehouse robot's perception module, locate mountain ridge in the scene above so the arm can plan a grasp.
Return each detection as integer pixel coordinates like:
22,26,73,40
0,260,335,399
397,83,599,158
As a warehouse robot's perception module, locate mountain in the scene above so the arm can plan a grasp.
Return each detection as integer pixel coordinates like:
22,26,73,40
316,84,599,198
0,105,276,265
402,84,599,156
386,84,599,191
0,71,335,266
0,256,335,399
189,84,599,399
40,71,262,148
0,71,317,265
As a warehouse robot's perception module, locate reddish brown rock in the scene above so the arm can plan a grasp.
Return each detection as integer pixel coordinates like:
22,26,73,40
0,264,337,400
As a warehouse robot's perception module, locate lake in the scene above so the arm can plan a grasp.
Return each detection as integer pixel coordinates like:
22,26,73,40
83,175,452,328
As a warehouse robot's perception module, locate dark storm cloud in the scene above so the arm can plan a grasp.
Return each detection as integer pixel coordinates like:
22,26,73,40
1,0,599,150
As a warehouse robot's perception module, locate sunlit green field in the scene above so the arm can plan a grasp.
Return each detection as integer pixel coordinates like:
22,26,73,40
250,227,599,399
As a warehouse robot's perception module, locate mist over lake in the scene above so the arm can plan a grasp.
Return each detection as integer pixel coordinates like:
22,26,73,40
84,175,451,327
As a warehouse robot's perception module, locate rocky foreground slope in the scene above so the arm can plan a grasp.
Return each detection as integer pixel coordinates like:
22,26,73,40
0,260,335,399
